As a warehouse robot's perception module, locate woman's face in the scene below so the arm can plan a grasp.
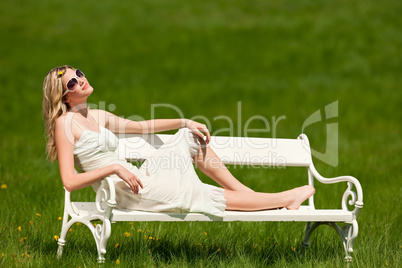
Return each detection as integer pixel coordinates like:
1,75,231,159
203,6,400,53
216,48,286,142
62,68,93,100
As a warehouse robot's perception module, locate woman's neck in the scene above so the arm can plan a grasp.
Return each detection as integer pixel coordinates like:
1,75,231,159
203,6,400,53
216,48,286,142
68,102,89,116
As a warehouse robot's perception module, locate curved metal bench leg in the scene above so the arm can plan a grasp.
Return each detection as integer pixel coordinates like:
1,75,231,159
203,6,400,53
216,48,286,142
93,219,112,263
302,222,321,248
302,221,358,262
327,220,358,262
57,209,73,258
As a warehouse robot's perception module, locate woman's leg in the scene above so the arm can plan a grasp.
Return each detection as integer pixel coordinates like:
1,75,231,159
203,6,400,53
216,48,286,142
192,138,315,211
193,144,254,192
224,185,315,211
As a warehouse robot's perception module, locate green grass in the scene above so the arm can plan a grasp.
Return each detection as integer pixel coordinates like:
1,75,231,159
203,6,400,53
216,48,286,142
0,0,401,266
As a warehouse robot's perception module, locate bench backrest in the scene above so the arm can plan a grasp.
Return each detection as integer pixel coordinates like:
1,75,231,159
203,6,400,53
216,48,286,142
116,133,313,167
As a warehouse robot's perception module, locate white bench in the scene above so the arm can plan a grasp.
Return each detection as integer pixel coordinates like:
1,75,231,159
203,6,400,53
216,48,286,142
56,133,363,263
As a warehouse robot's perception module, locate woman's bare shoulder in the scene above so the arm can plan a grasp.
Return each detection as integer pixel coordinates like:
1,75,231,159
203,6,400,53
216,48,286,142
55,114,67,127
54,114,75,144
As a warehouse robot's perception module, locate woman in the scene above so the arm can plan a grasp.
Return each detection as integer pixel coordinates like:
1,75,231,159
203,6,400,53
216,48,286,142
43,65,315,218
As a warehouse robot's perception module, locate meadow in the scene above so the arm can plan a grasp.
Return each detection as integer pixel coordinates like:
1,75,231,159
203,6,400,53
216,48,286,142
0,0,401,267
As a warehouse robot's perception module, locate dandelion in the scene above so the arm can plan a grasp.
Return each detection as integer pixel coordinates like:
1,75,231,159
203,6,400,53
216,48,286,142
20,237,27,242
203,232,207,236
217,248,221,252
1,253,4,258
36,213,41,217
94,223,97,227
1,184,7,189
58,217,62,220
18,226,22,231
149,237,155,240
75,222,81,226
54,235,59,241
124,232,131,237
115,243,120,248
137,229,143,233
69,228,73,232
116,259,120,264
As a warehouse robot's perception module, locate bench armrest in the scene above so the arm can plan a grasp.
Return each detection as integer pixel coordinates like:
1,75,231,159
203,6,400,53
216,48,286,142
63,176,117,219
95,177,117,218
309,164,364,217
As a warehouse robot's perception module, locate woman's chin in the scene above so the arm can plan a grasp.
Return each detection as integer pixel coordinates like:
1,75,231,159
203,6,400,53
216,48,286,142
84,86,94,96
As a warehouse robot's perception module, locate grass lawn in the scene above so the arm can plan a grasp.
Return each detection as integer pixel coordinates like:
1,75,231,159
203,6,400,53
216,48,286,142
0,0,401,267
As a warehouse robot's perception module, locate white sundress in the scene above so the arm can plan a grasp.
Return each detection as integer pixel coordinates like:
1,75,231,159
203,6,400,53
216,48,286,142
72,113,226,218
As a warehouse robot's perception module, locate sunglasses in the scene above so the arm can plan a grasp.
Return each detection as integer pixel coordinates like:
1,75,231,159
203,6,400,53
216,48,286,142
63,69,85,95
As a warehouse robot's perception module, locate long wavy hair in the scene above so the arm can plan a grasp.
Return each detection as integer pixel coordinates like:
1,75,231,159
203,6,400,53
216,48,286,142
42,65,73,162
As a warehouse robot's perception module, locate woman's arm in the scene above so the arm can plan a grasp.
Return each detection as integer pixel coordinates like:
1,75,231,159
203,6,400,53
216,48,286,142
55,116,143,193
101,110,211,143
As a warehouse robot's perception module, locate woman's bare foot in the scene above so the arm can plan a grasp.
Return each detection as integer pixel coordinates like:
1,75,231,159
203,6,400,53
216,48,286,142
286,185,315,210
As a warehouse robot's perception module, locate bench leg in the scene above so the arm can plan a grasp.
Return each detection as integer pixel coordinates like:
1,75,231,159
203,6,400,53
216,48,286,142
93,219,112,263
302,220,359,262
56,209,112,263
302,221,318,248
57,209,73,258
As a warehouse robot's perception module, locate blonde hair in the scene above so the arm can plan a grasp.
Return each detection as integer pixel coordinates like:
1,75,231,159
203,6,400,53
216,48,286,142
42,65,73,162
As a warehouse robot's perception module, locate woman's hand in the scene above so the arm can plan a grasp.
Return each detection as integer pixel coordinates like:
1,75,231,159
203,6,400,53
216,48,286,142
185,119,211,144
114,164,144,194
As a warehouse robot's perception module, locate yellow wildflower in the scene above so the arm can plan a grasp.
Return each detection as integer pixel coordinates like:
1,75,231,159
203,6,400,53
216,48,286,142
29,220,33,225
36,213,41,217
1,253,4,258
124,232,131,237
137,229,143,232
156,237,161,241
54,235,59,241
217,248,221,252
75,222,81,226
20,237,27,242
1,184,7,189
58,217,62,220
94,223,97,227
149,237,154,240
115,243,120,248
22,253,30,259
291,246,296,252
204,232,207,236
18,226,22,231
116,259,120,264
69,228,73,232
